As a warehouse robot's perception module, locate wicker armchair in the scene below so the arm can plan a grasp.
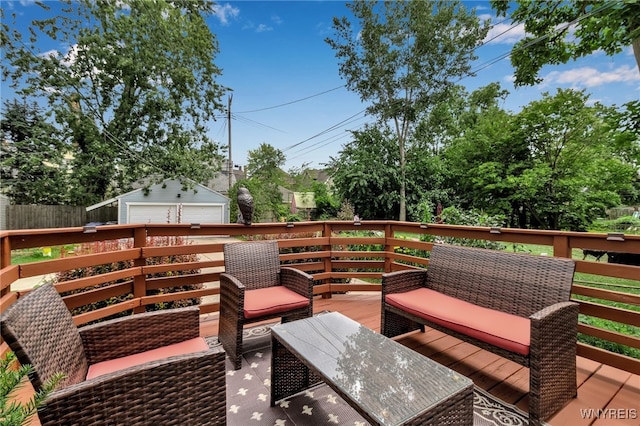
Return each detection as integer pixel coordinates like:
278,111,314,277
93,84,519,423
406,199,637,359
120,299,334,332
1,284,226,426
219,240,314,370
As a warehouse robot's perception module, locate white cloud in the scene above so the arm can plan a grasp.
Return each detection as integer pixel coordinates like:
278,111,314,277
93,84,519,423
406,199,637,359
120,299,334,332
271,14,283,25
213,3,240,26
543,65,640,88
256,24,273,33
483,19,525,45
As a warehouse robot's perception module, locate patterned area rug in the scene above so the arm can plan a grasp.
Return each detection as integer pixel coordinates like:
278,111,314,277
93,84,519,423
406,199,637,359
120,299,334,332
224,322,530,426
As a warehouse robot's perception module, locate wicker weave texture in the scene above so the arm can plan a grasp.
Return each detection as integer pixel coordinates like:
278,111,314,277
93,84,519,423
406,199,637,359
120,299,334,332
381,244,578,426
1,284,88,390
223,240,280,290
219,240,314,369
80,306,201,364
425,244,575,317
1,284,227,426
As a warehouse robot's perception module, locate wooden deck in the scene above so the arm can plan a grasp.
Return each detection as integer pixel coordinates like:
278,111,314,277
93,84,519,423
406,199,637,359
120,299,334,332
15,292,638,426
201,292,640,426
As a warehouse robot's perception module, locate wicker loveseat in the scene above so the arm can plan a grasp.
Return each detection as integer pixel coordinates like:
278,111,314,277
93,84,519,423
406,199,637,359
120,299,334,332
1,284,226,425
381,244,578,426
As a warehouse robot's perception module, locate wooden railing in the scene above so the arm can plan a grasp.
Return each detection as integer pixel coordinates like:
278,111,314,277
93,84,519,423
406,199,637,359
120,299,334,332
1,221,639,374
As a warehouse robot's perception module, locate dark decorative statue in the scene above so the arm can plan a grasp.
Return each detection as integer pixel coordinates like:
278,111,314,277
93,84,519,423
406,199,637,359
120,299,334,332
237,186,254,225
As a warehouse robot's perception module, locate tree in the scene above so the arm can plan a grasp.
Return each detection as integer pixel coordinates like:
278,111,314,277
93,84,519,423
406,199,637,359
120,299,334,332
509,89,636,230
310,180,340,220
441,87,639,231
607,100,640,204
326,0,489,221
409,83,511,222
326,125,401,220
238,143,287,222
490,0,640,86
0,100,68,204
2,1,227,205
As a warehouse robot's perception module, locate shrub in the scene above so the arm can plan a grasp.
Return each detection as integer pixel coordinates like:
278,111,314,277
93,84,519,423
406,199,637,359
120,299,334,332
437,206,506,250
0,352,63,426
55,236,202,322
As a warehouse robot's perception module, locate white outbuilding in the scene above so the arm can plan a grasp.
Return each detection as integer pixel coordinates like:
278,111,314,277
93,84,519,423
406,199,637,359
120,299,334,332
87,178,230,225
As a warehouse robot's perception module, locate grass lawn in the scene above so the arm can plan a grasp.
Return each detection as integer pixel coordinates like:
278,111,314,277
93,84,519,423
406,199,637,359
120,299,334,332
11,246,74,264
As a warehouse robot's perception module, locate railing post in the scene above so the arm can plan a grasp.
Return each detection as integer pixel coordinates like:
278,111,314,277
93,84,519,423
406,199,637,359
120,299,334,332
133,227,147,313
553,235,571,259
384,223,393,273
321,222,333,299
0,235,10,298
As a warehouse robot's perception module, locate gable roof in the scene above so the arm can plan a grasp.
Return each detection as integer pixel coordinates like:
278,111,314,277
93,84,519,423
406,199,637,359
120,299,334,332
86,178,228,211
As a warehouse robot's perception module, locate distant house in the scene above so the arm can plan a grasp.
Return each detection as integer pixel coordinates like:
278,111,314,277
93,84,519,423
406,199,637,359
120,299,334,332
207,161,246,196
86,178,230,225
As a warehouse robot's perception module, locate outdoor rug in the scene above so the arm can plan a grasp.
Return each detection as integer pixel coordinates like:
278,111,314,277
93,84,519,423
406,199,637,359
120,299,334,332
224,321,530,426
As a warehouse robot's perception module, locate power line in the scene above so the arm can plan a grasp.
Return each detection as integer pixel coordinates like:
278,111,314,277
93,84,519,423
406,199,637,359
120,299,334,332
235,85,346,113
287,115,369,156
231,113,286,133
465,1,617,78
282,109,367,152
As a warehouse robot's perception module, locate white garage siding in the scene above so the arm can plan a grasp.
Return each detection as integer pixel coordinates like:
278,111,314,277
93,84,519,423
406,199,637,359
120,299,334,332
127,203,224,224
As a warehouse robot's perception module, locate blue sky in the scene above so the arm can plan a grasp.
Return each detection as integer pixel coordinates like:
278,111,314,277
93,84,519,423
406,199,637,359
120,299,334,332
3,1,639,171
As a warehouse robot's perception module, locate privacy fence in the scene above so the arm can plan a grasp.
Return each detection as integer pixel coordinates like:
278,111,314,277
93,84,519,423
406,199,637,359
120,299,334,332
1,205,118,230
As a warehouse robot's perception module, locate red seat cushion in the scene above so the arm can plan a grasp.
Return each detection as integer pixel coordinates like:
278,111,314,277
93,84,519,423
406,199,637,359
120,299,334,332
244,286,310,319
386,288,530,355
86,337,209,380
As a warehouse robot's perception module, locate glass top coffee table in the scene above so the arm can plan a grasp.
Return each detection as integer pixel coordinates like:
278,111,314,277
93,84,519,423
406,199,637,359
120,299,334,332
270,312,473,425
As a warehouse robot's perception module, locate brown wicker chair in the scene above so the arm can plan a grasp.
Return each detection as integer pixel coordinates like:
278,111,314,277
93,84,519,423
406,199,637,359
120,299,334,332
1,283,226,425
219,240,314,370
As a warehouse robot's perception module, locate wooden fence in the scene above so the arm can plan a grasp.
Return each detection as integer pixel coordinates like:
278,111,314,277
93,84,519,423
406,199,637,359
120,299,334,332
2,205,117,230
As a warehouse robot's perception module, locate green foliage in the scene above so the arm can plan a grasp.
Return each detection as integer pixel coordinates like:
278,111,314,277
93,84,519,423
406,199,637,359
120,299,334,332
443,88,638,231
510,89,635,230
327,125,400,220
0,352,64,426
590,215,640,234
490,0,640,86
0,100,68,204
326,0,490,220
233,143,288,223
310,180,340,220
2,0,227,204
578,314,640,359
438,206,506,250
246,143,287,183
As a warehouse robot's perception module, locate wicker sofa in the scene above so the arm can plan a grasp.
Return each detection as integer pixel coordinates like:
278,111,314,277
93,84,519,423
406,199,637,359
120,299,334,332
1,284,226,425
381,244,578,426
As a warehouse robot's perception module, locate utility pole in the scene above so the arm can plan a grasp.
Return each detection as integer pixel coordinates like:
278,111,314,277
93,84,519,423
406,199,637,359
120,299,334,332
227,94,233,192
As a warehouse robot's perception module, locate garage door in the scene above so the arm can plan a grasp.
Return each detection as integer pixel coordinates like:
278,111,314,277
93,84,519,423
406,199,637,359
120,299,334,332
127,203,224,224
182,204,224,224
128,204,178,224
